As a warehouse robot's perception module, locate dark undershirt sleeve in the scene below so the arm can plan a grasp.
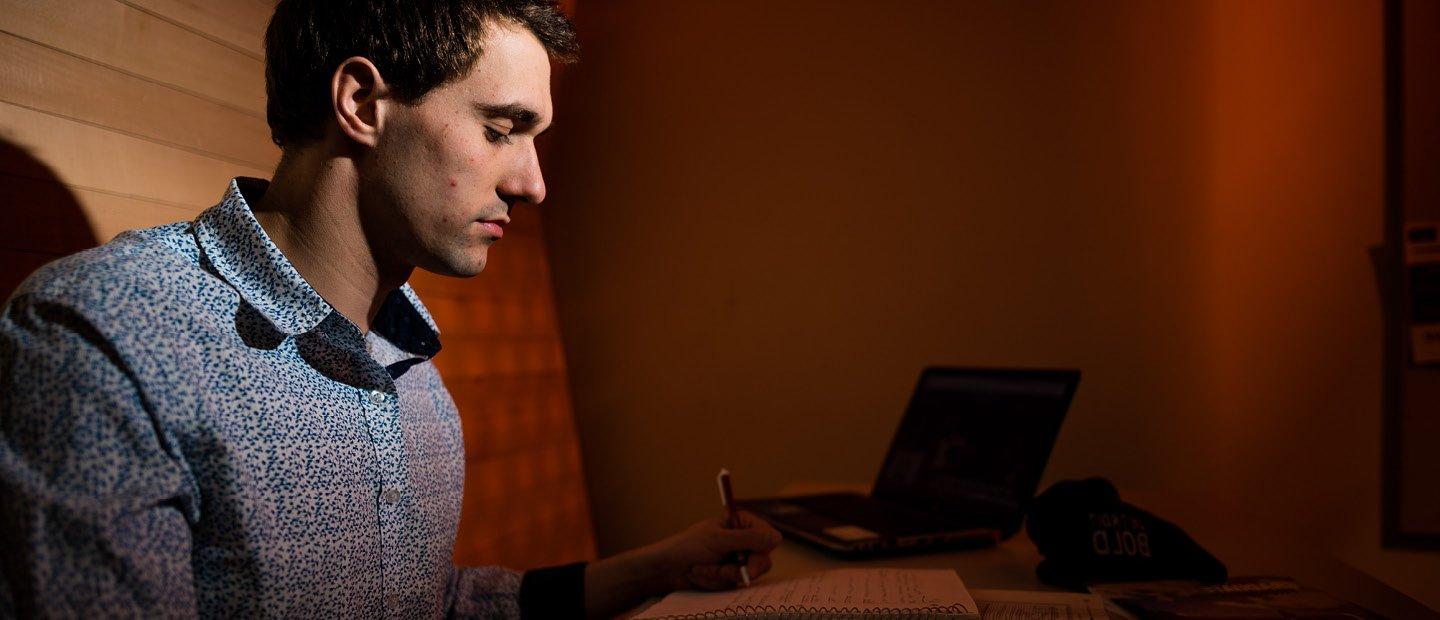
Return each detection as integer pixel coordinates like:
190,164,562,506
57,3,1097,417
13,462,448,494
518,561,588,619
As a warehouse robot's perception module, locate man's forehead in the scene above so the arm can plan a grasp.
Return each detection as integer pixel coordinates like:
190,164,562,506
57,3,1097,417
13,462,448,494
457,22,554,120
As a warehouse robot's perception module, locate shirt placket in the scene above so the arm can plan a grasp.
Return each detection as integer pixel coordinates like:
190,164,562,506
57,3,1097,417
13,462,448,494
360,384,410,615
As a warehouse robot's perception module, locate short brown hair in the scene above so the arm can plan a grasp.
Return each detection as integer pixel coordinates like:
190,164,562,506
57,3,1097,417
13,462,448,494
264,0,578,149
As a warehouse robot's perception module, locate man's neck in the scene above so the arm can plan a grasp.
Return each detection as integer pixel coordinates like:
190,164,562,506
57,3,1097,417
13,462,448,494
252,149,412,333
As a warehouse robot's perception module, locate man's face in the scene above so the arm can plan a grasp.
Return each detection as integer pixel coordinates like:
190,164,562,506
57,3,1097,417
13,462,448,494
362,21,553,277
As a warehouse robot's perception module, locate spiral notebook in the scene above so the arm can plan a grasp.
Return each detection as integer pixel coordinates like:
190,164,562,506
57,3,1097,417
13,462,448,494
632,568,978,619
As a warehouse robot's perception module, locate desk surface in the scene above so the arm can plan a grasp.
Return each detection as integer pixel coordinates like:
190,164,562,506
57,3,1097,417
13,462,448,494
753,483,1438,619
762,535,1437,619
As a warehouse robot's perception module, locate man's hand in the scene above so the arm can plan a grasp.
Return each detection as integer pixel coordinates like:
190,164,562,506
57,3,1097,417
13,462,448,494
582,511,782,618
641,511,782,591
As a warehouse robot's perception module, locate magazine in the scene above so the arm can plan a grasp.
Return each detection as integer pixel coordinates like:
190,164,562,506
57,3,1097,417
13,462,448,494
1089,576,1383,619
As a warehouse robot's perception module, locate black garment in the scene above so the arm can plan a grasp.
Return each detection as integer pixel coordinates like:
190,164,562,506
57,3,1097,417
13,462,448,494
1026,478,1227,589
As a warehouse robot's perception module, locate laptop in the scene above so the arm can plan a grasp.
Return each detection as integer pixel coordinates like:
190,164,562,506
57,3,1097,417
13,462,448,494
738,366,1080,557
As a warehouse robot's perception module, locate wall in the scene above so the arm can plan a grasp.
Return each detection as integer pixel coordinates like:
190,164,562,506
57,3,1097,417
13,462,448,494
0,0,276,295
0,0,593,571
542,0,1440,607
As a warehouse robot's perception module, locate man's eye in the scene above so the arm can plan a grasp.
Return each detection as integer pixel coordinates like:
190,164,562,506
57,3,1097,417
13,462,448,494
484,126,512,144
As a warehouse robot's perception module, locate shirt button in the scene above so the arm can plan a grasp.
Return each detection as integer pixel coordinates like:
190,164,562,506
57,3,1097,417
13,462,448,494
368,390,386,405
381,488,400,504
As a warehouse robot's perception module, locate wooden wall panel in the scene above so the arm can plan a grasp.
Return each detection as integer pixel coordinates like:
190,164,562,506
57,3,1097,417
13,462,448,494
0,32,278,167
119,0,272,58
0,0,595,575
1,172,199,251
424,298,560,339
0,0,267,114
0,102,269,207
428,208,597,568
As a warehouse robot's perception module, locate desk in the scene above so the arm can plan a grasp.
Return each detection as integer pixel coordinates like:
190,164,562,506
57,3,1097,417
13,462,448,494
751,483,1438,619
626,526,1436,619
763,535,1438,619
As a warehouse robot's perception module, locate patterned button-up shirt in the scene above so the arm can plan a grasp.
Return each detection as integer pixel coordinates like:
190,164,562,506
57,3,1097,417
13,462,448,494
0,178,571,618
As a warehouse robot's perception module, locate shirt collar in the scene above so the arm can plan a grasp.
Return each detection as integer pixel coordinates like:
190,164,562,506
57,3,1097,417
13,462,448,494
194,177,441,357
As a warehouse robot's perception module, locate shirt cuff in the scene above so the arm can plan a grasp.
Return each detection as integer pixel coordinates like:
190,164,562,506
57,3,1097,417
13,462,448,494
519,561,588,619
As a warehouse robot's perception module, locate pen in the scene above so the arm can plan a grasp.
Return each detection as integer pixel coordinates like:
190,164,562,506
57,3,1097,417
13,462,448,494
716,468,751,587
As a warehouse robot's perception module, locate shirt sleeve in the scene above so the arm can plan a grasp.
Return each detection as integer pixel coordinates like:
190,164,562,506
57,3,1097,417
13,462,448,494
443,561,588,619
519,562,587,619
0,294,198,617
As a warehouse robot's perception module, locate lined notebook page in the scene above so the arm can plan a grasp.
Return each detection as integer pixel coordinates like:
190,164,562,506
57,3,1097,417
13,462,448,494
633,568,978,619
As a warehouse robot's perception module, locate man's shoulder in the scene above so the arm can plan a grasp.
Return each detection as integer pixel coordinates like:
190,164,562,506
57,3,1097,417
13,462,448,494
8,221,217,320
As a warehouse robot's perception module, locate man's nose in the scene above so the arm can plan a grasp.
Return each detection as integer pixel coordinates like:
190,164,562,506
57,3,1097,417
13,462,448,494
498,146,546,206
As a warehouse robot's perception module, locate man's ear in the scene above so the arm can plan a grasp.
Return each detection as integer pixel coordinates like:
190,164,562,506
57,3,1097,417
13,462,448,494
331,56,390,148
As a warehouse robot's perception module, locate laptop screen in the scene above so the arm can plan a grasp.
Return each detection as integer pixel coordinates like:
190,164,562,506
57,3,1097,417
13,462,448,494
871,367,1079,523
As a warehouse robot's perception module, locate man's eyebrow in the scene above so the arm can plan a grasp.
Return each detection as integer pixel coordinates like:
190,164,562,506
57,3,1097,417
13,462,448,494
476,102,543,129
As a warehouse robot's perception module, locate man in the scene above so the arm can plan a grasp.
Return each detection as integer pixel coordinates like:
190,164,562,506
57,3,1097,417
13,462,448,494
0,0,779,617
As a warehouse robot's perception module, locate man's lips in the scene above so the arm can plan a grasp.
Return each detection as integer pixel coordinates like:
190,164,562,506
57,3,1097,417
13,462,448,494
479,218,507,239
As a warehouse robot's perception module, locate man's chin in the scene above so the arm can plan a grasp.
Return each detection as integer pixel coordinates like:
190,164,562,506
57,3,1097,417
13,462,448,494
418,255,487,279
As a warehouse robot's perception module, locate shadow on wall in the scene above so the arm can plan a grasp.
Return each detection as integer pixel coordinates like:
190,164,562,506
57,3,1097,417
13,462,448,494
0,138,96,301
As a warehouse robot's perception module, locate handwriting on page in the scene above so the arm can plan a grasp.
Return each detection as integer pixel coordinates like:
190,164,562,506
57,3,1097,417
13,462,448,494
632,568,973,618
729,568,949,607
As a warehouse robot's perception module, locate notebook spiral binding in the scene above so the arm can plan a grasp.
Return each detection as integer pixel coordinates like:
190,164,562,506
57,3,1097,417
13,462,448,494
646,602,974,619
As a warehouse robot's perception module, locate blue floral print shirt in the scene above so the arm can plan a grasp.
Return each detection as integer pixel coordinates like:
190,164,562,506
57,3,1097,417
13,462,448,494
0,178,577,618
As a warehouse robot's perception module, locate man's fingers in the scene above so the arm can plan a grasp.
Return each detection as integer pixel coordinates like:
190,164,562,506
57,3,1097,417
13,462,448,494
740,511,782,547
736,510,770,529
716,528,778,554
713,514,782,553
